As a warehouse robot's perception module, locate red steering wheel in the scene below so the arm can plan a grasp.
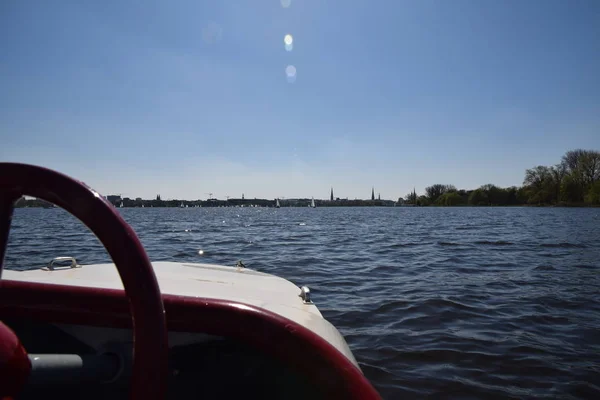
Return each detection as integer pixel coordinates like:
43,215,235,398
0,163,168,399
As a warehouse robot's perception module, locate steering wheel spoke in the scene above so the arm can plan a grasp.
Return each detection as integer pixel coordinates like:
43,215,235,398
0,192,19,276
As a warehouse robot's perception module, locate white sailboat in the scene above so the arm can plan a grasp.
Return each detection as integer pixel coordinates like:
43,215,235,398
119,201,123,208
310,198,316,208
276,199,280,208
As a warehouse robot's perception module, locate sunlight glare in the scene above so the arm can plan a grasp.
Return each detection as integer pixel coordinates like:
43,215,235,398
284,34,294,52
280,0,292,8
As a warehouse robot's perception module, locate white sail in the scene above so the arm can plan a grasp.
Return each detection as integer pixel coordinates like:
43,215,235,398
276,199,280,208
310,198,315,208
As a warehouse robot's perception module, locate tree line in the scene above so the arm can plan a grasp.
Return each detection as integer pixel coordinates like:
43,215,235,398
403,149,600,206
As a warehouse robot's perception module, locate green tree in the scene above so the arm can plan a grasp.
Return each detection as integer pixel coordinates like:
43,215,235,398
505,186,519,205
481,184,507,205
419,148,599,208
524,166,551,189
516,187,530,204
436,192,463,206
560,174,585,203
523,166,555,204
561,149,600,190
425,184,456,203
562,149,587,172
549,164,567,203
416,195,430,206
456,189,469,203
468,189,486,205
580,151,600,187
584,180,600,205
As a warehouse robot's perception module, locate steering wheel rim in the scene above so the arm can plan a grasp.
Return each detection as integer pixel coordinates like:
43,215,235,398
0,163,168,400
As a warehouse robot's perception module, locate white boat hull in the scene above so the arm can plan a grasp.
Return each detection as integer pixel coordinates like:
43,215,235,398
3,261,358,368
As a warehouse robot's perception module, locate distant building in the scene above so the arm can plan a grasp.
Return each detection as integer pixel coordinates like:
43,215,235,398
378,193,380,201
371,187,375,201
135,197,142,202
330,187,334,201
106,195,121,204
406,188,417,204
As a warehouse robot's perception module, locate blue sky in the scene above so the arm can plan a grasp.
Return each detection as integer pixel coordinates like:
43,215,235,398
1,0,599,200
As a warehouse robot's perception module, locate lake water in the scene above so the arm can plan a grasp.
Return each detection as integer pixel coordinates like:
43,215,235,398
4,207,600,399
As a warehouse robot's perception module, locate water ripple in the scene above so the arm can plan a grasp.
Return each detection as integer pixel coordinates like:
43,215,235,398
4,207,600,399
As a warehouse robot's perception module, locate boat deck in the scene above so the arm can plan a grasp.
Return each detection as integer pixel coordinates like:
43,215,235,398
3,261,357,367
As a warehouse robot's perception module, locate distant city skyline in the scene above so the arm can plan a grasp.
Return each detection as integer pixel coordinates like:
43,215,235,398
107,186,386,202
1,1,599,199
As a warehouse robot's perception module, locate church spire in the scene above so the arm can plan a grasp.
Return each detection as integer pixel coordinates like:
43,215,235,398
330,187,334,201
371,187,375,201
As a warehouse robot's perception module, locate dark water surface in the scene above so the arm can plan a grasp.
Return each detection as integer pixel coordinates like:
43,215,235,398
5,207,600,399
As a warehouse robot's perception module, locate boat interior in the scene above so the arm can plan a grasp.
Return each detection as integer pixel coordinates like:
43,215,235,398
4,320,315,399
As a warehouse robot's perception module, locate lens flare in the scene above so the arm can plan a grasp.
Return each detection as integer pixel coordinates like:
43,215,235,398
281,0,292,8
285,65,297,83
285,43,293,52
285,65,297,76
284,34,293,45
